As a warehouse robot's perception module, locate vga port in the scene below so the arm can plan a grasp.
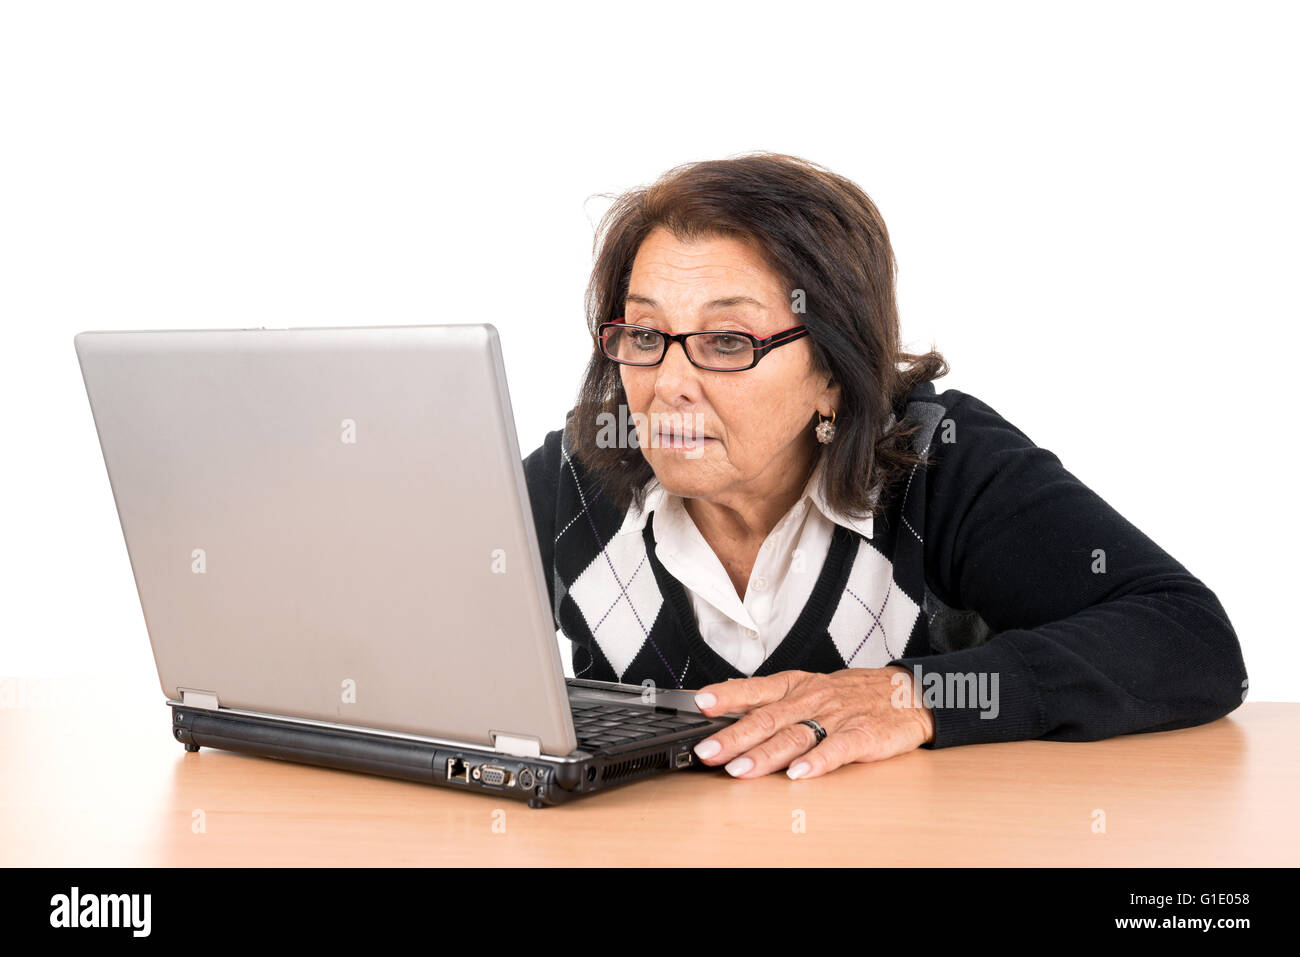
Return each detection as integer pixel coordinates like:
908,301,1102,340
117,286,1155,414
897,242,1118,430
480,765,513,787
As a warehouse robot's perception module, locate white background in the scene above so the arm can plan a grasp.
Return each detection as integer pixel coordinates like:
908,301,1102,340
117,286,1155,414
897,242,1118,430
2,1,1295,700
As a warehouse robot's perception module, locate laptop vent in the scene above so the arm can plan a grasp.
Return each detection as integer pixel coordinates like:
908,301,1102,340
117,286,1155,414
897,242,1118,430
600,752,670,782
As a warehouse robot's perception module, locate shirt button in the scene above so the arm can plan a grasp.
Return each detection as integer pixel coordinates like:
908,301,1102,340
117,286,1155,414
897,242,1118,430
746,628,759,640
752,577,767,591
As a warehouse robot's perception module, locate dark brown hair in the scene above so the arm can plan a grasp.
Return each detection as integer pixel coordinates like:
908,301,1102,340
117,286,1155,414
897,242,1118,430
567,152,948,522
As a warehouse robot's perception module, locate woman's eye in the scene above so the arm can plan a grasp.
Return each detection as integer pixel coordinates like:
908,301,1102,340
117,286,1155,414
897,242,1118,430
630,331,661,350
706,334,744,354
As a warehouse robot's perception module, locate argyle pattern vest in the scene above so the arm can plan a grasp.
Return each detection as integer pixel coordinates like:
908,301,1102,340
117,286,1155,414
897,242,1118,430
527,381,986,690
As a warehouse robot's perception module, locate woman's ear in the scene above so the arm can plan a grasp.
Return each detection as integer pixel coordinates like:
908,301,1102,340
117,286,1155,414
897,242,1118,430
821,374,842,414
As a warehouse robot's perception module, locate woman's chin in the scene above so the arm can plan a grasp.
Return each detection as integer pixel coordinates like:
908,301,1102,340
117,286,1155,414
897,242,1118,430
646,444,722,485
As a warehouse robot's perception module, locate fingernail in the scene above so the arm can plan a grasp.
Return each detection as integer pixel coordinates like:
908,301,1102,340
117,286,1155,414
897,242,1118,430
787,762,811,780
695,692,717,710
694,739,721,759
725,756,753,776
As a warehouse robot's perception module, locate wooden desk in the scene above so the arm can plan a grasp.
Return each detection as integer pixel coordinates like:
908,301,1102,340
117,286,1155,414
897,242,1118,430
2,679,1295,866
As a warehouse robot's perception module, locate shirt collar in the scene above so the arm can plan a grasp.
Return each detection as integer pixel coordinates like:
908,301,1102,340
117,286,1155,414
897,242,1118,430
617,451,874,540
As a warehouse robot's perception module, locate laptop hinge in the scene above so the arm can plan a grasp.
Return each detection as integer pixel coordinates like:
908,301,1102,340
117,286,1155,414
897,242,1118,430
491,732,541,758
179,689,220,710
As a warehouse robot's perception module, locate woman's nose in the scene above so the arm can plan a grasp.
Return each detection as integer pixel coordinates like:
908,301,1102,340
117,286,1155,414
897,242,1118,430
655,335,696,377
653,338,701,399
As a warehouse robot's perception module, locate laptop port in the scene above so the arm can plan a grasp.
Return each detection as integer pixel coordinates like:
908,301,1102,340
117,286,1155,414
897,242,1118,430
480,765,513,787
518,768,535,790
446,757,468,783
674,751,692,768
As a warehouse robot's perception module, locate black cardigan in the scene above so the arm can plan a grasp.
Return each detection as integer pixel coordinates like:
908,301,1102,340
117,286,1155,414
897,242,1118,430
522,380,1248,749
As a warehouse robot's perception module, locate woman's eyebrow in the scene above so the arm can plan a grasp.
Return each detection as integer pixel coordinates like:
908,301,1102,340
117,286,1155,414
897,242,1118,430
624,293,768,310
703,296,768,311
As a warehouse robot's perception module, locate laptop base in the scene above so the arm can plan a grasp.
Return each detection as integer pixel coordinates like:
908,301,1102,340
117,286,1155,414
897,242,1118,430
169,703,721,808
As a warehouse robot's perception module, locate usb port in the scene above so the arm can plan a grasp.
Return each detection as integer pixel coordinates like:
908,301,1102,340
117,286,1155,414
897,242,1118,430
674,751,692,768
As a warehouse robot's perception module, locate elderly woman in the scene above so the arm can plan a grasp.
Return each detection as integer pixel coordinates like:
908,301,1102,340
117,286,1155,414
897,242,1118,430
523,152,1247,782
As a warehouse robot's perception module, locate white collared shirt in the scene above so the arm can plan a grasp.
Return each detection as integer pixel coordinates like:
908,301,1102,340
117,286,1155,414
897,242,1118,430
616,453,875,675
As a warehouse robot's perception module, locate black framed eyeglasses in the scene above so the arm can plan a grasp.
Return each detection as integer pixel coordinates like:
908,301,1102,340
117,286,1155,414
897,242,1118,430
596,319,809,372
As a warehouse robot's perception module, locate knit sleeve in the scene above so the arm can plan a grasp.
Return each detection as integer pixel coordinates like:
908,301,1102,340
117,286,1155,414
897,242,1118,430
888,392,1248,749
522,426,566,625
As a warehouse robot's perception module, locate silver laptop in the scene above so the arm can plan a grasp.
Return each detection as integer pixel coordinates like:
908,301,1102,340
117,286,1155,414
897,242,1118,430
74,324,734,807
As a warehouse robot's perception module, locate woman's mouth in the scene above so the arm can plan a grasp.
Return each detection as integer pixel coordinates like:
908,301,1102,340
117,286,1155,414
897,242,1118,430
653,429,717,451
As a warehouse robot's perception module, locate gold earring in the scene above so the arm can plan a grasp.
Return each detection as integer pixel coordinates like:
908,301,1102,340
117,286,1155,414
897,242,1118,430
815,409,837,445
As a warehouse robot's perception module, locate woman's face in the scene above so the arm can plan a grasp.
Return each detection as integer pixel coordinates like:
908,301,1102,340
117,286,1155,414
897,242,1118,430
619,226,839,503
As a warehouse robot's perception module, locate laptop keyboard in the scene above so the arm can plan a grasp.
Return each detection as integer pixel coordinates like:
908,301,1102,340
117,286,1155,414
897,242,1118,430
569,701,712,752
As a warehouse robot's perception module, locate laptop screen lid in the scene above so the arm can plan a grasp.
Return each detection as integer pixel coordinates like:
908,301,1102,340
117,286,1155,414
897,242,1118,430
75,324,577,757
